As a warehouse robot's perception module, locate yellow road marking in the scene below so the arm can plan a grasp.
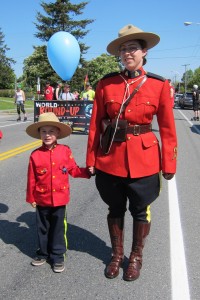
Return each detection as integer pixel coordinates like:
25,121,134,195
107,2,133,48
0,141,41,161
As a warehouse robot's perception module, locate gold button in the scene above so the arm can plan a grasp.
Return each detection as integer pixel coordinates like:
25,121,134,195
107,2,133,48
127,136,131,140
110,99,114,102
52,162,55,165
128,109,131,112
146,101,150,105
153,140,157,144
41,188,44,192
53,189,56,192
52,175,56,179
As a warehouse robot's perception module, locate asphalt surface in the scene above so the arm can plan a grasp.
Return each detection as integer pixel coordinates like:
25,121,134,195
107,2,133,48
0,107,199,300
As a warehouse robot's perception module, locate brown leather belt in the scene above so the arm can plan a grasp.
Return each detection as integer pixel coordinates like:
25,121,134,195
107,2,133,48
126,124,152,136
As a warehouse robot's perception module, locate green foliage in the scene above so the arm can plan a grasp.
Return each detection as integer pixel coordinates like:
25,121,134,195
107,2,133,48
22,0,94,91
0,28,16,88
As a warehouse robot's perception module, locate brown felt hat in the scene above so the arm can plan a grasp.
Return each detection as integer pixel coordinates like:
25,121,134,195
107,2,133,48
26,112,72,139
107,24,160,56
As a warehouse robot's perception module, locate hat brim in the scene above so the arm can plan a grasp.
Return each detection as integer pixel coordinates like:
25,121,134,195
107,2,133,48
107,32,160,56
26,121,72,139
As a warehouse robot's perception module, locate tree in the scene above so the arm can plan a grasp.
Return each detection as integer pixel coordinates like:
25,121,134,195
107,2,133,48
22,0,94,90
0,28,16,89
79,54,121,89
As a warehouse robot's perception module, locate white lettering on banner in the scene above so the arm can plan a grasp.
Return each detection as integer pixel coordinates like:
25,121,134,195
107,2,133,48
35,102,58,108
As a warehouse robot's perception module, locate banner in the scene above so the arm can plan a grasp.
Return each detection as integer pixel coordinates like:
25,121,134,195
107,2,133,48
34,100,93,134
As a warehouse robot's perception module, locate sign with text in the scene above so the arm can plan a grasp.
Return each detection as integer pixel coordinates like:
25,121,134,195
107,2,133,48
34,100,93,134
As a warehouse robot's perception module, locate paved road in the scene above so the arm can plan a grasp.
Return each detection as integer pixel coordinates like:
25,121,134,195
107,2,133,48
0,109,199,300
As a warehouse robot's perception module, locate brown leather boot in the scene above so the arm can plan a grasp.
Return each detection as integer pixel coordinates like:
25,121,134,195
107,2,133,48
124,221,151,281
105,217,124,279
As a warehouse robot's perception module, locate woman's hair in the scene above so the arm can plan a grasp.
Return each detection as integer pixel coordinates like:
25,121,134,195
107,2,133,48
137,39,147,65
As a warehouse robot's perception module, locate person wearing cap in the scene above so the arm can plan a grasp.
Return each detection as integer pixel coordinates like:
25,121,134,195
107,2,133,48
43,81,54,100
26,112,90,273
14,84,27,121
191,84,200,121
86,24,177,281
60,84,75,101
80,82,95,101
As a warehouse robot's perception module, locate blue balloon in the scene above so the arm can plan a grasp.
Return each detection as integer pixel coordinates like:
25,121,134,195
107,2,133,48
47,31,80,81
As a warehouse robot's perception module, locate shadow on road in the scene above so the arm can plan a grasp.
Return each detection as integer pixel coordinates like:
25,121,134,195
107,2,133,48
0,206,110,264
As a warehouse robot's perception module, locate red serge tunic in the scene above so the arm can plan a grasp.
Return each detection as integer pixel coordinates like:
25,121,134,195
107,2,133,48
86,68,177,178
26,144,90,206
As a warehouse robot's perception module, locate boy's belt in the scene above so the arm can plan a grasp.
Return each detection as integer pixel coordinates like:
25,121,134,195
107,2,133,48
126,124,152,136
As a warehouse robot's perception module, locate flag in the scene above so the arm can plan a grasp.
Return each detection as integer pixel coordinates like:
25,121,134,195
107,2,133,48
84,74,89,89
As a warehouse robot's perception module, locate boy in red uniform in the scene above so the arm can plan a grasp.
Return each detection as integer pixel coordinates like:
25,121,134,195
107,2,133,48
26,112,90,273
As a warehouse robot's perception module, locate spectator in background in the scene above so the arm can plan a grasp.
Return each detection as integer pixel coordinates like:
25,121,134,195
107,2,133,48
54,82,62,100
168,79,175,108
73,90,80,100
191,84,200,121
80,82,95,101
44,81,54,100
60,84,75,100
14,84,27,122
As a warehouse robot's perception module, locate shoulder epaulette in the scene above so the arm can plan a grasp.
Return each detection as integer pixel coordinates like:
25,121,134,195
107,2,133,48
102,72,120,80
146,72,165,82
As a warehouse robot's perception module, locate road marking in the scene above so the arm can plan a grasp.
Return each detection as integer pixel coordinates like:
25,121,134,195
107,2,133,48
0,121,32,128
178,109,200,133
168,177,190,300
0,141,41,161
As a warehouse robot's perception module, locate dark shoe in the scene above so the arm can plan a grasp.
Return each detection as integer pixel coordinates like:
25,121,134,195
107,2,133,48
105,217,124,279
197,117,199,121
24,117,27,121
124,221,151,281
52,262,65,273
123,254,142,281
105,256,123,279
17,116,21,121
31,257,46,266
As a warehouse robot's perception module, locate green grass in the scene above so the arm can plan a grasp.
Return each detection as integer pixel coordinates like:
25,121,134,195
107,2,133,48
0,97,34,110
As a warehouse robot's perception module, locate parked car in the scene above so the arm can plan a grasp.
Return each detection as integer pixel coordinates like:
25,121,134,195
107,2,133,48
174,93,183,108
179,92,193,109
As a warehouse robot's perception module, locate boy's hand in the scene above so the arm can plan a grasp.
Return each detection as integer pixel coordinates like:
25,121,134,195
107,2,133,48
162,173,174,180
88,166,96,176
31,202,37,208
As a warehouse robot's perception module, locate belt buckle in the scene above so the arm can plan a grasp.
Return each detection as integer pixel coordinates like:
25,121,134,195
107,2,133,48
133,125,140,136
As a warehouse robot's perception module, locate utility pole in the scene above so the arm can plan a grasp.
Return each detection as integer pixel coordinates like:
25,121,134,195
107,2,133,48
182,64,190,93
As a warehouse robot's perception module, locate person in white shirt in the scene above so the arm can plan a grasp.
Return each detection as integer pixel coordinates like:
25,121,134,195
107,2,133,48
60,84,75,101
14,84,27,121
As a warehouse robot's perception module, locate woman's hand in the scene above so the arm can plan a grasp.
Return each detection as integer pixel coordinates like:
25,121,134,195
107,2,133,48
88,166,96,176
31,202,37,208
162,173,174,180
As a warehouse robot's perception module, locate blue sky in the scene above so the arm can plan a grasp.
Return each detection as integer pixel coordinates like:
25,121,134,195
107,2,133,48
1,0,200,83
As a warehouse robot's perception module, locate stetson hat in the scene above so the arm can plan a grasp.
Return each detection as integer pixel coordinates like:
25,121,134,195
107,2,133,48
107,24,160,56
26,112,72,139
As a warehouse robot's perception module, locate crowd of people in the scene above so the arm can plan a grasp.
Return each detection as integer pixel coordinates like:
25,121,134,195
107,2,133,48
43,81,95,101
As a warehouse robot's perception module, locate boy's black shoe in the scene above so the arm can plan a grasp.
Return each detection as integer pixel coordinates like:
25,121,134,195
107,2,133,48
17,116,21,121
24,117,27,122
31,257,46,266
197,117,199,121
52,262,65,273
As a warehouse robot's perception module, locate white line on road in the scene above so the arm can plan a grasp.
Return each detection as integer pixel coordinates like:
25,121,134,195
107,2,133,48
168,177,190,300
178,109,200,134
0,121,32,128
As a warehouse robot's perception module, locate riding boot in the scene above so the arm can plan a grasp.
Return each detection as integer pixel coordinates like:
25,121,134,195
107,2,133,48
124,221,151,281
105,217,124,279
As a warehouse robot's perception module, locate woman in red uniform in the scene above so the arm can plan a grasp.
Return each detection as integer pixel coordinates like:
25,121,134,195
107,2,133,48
87,24,177,281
